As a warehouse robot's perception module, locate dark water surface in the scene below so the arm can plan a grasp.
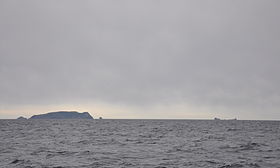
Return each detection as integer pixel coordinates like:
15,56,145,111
1,119,280,168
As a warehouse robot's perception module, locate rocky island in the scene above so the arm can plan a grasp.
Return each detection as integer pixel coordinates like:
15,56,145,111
17,116,27,120
29,111,94,119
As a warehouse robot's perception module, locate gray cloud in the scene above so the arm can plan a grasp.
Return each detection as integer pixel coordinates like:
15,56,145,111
1,0,280,118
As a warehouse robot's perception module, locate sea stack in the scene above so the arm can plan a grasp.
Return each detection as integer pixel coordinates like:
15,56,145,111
17,116,27,120
29,111,94,119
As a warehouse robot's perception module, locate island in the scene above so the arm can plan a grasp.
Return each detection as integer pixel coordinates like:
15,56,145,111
17,116,27,120
29,111,94,119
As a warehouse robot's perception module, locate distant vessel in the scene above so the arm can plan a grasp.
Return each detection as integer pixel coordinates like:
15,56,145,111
214,117,237,121
230,118,237,120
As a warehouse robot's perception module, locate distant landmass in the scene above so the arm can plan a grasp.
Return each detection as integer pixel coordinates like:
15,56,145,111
17,116,27,120
29,111,94,119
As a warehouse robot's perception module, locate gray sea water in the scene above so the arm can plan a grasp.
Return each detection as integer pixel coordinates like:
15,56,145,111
1,119,280,168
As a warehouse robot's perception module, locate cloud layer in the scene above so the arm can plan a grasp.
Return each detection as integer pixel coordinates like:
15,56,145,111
1,1,280,119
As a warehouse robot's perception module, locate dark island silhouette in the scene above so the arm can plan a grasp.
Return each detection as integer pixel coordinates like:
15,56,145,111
29,111,94,119
17,116,27,120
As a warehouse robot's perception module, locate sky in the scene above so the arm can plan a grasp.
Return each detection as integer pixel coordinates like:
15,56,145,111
0,0,280,119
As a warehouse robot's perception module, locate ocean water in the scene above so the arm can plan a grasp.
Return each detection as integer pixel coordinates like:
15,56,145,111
0,119,280,168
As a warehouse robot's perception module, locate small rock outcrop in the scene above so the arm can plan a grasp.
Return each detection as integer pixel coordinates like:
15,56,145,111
29,111,94,119
17,116,27,120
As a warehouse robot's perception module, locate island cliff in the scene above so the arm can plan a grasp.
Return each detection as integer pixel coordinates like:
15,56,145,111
30,111,93,119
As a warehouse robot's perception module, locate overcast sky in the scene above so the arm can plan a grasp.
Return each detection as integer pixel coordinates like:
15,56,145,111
1,0,280,119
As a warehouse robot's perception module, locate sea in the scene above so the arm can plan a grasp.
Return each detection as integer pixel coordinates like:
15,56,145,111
0,119,280,168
